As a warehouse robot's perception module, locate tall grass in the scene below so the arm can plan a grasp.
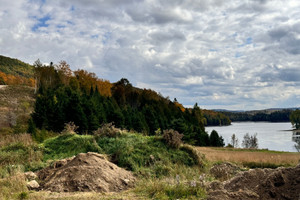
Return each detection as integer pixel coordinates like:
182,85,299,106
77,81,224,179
197,147,300,168
0,170,28,200
135,176,206,200
0,135,44,177
0,133,33,148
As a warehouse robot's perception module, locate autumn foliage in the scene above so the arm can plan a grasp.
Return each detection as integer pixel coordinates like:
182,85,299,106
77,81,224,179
0,71,35,86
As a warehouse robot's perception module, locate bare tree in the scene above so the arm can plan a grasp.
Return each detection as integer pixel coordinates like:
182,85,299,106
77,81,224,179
242,133,258,149
230,133,239,148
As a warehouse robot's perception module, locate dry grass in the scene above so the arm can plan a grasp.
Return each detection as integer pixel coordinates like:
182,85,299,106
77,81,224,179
0,133,34,148
197,147,300,167
29,190,147,200
0,171,28,200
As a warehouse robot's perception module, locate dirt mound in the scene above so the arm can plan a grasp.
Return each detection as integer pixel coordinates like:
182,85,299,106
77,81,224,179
37,152,136,192
210,162,240,181
207,163,300,200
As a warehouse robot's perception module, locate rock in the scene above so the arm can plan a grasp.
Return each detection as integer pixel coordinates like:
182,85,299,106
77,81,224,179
24,171,37,181
27,180,39,190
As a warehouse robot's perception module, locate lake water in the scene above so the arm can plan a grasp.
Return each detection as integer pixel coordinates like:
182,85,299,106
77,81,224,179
205,122,300,152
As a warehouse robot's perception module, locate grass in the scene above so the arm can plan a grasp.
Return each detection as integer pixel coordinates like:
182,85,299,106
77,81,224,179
135,178,206,200
42,133,203,178
95,133,201,177
0,171,28,200
42,133,101,161
0,135,44,178
197,147,300,168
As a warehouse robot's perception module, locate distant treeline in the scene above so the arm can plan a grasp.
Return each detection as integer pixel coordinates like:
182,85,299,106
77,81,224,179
30,60,224,146
203,110,231,126
220,110,292,122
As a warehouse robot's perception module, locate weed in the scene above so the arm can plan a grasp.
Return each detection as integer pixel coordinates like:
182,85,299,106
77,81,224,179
93,123,121,138
18,191,29,200
162,129,183,149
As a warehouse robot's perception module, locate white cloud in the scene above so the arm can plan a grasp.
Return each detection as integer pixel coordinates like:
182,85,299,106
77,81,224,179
1,0,300,110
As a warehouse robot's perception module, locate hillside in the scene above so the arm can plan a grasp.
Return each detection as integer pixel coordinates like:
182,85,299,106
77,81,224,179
0,55,35,86
0,85,35,133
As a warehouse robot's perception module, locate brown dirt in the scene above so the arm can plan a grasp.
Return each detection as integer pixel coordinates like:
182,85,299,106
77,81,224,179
207,163,300,200
210,162,240,181
37,152,136,193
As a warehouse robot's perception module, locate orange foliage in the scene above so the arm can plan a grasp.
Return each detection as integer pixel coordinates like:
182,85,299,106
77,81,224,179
174,101,185,112
0,71,35,87
74,69,112,97
97,79,112,97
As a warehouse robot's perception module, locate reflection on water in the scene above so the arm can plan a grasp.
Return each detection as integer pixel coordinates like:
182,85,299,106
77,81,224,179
292,131,300,152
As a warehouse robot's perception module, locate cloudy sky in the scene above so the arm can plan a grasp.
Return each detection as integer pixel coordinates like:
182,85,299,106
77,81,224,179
1,0,300,110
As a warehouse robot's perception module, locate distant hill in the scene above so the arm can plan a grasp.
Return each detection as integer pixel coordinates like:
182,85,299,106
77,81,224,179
0,55,35,86
220,109,293,122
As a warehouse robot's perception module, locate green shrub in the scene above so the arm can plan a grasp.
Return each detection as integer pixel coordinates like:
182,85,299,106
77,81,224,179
162,129,183,149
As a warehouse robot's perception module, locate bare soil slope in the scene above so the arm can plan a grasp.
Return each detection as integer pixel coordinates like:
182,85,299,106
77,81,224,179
207,163,300,200
37,152,136,193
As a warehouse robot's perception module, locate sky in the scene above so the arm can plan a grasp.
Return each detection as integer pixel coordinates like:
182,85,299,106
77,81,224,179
1,0,300,110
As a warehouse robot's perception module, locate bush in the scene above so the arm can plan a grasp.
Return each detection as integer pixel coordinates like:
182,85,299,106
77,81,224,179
93,123,121,138
162,129,183,149
62,122,78,134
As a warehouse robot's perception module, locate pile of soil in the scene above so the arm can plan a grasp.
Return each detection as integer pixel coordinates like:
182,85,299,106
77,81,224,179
210,162,240,181
37,152,136,192
207,163,300,200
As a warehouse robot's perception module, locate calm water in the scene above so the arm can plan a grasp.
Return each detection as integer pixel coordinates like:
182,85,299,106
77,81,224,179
205,122,299,152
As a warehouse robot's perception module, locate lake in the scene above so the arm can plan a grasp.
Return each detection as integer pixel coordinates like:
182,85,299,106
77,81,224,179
205,122,300,152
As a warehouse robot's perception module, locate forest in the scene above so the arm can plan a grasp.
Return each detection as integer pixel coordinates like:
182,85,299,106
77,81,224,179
221,109,292,122
29,60,224,146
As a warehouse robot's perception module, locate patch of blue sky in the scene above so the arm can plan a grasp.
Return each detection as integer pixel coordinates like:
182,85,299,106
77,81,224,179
238,37,253,47
209,49,218,52
102,32,112,45
31,15,51,32
91,34,99,39
56,25,66,29
231,32,238,38
235,52,242,58
246,37,252,44
70,5,75,12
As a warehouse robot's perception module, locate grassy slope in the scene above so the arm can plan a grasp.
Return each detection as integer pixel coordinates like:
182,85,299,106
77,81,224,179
0,55,34,78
